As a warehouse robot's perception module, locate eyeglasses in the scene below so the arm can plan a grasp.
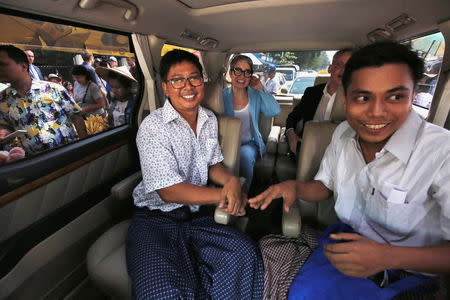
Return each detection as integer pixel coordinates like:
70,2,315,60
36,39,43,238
231,67,253,78
166,75,204,89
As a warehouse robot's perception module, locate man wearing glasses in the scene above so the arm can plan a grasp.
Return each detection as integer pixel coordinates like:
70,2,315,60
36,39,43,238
222,55,280,192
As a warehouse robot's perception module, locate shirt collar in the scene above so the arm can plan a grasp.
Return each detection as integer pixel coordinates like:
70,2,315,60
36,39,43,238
161,99,208,127
383,110,423,164
323,82,332,97
340,111,423,164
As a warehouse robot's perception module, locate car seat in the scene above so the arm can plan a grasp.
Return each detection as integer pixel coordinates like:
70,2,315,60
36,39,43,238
282,85,346,237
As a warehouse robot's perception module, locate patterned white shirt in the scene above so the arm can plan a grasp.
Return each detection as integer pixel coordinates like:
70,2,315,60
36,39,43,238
132,100,224,212
315,111,450,247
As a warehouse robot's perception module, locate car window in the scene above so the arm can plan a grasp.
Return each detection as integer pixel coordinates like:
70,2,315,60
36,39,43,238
402,32,445,116
241,50,333,95
277,69,294,81
0,12,138,166
289,76,316,95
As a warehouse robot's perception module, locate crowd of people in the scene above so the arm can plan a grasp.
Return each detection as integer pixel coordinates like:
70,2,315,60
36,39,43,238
0,46,139,164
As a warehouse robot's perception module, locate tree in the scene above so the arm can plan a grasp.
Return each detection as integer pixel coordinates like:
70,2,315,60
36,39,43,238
264,51,330,71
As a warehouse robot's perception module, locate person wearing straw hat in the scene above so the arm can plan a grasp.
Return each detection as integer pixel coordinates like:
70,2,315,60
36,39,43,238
96,66,137,127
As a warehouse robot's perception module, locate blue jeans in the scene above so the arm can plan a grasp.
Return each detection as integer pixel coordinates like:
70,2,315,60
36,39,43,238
240,140,258,192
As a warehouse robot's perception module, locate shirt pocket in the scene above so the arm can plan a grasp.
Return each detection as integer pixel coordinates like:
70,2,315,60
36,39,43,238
365,182,416,241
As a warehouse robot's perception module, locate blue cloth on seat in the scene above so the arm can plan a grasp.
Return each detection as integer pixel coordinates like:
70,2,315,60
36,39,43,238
288,222,438,300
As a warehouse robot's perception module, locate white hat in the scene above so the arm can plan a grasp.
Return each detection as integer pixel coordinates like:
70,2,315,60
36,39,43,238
96,66,137,82
108,56,118,62
48,73,61,80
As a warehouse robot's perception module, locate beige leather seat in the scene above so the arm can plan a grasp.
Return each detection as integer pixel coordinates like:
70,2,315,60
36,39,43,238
86,81,243,299
275,76,331,183
253,113,281,185
282,86,346,237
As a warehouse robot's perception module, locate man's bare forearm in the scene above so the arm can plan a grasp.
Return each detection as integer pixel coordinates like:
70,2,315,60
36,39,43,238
297,180,332,202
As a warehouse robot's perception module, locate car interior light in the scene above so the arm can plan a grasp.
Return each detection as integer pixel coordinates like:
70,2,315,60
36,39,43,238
199,37,219,49
78,0,138,21
366,28,393,43
386,14,416,32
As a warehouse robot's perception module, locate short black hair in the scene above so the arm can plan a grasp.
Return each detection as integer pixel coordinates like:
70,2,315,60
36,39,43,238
342,41,424,94
159,50,203,81
81,50,93,62
332,48,354,62
71,65,91,81
0,45,29,67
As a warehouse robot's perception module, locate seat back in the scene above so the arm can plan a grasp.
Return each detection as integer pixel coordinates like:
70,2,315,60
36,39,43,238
258,112,274,143
314,75,330,86
296,85,346,226
203,81,241,176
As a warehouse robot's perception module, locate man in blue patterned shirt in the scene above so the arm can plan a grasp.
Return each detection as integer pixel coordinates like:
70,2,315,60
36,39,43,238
0,45,87,158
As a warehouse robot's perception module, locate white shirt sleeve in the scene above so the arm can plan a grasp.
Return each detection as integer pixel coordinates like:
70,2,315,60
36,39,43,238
432,157,450,240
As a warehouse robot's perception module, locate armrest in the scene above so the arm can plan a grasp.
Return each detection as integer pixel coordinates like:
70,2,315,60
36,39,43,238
214,177,246,225
277,127,289,155
265,125,281,154
111,171,142,201
282,199,301,237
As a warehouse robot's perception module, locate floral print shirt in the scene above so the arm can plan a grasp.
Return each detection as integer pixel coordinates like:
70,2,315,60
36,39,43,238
0,80,82,154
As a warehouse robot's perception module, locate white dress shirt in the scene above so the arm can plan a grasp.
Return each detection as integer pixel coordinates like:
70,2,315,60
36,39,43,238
132,100,224,212
315,111,450,247
313,82,336,121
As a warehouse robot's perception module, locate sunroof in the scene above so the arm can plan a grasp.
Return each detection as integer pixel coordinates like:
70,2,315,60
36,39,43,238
177,0,257,9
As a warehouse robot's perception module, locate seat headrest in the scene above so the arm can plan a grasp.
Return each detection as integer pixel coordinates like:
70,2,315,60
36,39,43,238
314,75,330,86
202,81,224,115
330,85,346,122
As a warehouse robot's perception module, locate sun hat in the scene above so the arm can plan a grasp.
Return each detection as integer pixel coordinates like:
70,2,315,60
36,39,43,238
108,56,118,62
95,66,137,82
48,73,61,81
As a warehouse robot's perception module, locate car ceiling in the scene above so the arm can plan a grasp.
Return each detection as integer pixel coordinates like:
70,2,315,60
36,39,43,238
0,0,449,52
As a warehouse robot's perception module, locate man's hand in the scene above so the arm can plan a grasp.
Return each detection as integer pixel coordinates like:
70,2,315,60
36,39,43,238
286,129,301,154
71,113,87,139
248,180,297,212
0,128,11,140
249,74,264,91
324,233,387,278
219,176,245,216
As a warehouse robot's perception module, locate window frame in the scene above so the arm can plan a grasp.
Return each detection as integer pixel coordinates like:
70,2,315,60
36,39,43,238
0,7,142,196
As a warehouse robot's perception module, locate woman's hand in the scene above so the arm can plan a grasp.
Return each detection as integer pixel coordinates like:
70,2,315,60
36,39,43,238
249,75,264,90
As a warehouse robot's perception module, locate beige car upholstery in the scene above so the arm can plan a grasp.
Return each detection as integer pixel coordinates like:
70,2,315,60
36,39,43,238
313,75,330,86
87,81,244,299
253,112,280,183
275,76,333,183
282,86,345,237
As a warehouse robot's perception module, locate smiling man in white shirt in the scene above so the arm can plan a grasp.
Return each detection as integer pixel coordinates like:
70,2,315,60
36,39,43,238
250,42,449,286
